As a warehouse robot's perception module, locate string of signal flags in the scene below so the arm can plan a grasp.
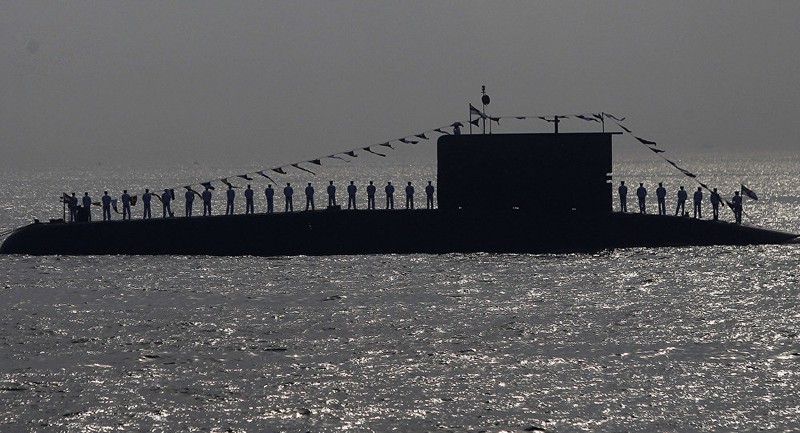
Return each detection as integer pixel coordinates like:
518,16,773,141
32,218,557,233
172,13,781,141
67,105,759,218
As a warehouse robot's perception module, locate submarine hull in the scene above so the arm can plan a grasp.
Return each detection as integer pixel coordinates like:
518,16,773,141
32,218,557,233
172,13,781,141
1,210,796,256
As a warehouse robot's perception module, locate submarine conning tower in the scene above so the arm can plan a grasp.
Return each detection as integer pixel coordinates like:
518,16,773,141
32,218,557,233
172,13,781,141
437,132,618,214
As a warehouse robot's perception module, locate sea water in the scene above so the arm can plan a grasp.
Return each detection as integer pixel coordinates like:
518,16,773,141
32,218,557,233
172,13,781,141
1,153,799,432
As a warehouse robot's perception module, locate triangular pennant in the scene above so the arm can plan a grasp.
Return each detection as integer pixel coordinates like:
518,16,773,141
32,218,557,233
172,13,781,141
515,116,527,120
414,133,428,140
272,167,287,175
617,123,632,133
398,138,419,144
220,178,235,188
237,174,253,181
489,116,500,124
576,114,599,122
327,154,349,162
604,112,626,122
468,118,480,127
378,142,395,148
363,147,387,157
433,128,450,135
291,163,316,175
635,136,657,146
309,159,322,166
201,181,215,190
469,103,487,118
649,147,665,154
255,171,278,184
344,151,357,157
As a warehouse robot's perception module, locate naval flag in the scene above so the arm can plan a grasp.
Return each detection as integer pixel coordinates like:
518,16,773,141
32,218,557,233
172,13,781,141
741,184,759,200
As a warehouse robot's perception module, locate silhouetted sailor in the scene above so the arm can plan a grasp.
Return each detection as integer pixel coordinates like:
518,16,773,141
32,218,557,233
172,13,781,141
121,190,132,220
327,181,336,207
305,183,315,211
265,184,275,213
142,188,152,219
636,183,647,214
185,189,194,217
82,192,92,221
618,181,628,213
453,124,461,135
693,187,703,219
405,182,415,209
385,182,395,209
67,193,78,222
710,188,721,221
226,185,235,215
425,181,435,209
675,186,687,216
161,189,172,218
202,187,212,216
656,182,667,215
101,191,112,221
284,183,294,212
244,184,254,214
366,181,376,210
347,181,357,209
732,191,743,224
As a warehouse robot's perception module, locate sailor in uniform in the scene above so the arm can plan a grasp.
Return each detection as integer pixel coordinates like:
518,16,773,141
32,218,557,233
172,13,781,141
284,183,293,212
185,189,194,217
244,185,254,214
305,183,315,211
142,189,152,219
161,189,172,218
202,187,212,216
636,183,647,214
226,185,235,215
693,187,703,219
121,190,132,220
347,181,357,209
101,191,112,221
425,181,435,209
366,181,376,210
67,193,78,222
327,181,336,207
385,182,395,209
676,186,687,216
82,192,92,221
656,182,667,215
265,185,275,213
405,182,415,209
618,181,628,213
710,188,721,221
732,191,743,224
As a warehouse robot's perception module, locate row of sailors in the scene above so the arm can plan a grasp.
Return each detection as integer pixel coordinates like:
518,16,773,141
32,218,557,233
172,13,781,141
66,181,437,222
618,181,744,224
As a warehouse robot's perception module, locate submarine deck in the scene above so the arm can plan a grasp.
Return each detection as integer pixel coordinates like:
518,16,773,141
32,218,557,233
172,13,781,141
1,210,796,256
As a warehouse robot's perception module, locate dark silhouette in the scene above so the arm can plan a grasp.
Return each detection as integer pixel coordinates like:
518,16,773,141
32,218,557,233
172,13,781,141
121,190,132,220
82,192,92,222
347,181,357,209
185,189,194,217
161,189,172,218
327,181,336,207
366,181,376,209
101,191,112,221
656,182,666,215
405,182,414,209
732,191,743,224
385,182,395,209
284,183,293,212
676,186,687,216
305,183,315,211
710,188,721,221
142,188,152,219
425,181,435,209
618,181,627,213
202,187,212,216
226,185,235,215
636,183,647,214
693,187,703,219
244,185,254,214
67,193,78,222
265,185,275,213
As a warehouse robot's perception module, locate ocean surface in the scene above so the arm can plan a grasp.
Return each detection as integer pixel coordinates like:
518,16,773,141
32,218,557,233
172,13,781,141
1,153,799,432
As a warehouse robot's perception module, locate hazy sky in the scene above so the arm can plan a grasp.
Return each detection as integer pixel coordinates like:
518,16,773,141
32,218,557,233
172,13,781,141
2,1,799,169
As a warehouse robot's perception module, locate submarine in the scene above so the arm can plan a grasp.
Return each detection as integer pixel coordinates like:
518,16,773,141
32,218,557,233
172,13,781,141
1,132,796,256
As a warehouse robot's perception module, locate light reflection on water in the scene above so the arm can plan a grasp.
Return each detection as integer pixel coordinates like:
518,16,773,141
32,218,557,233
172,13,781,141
1,157,799,431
